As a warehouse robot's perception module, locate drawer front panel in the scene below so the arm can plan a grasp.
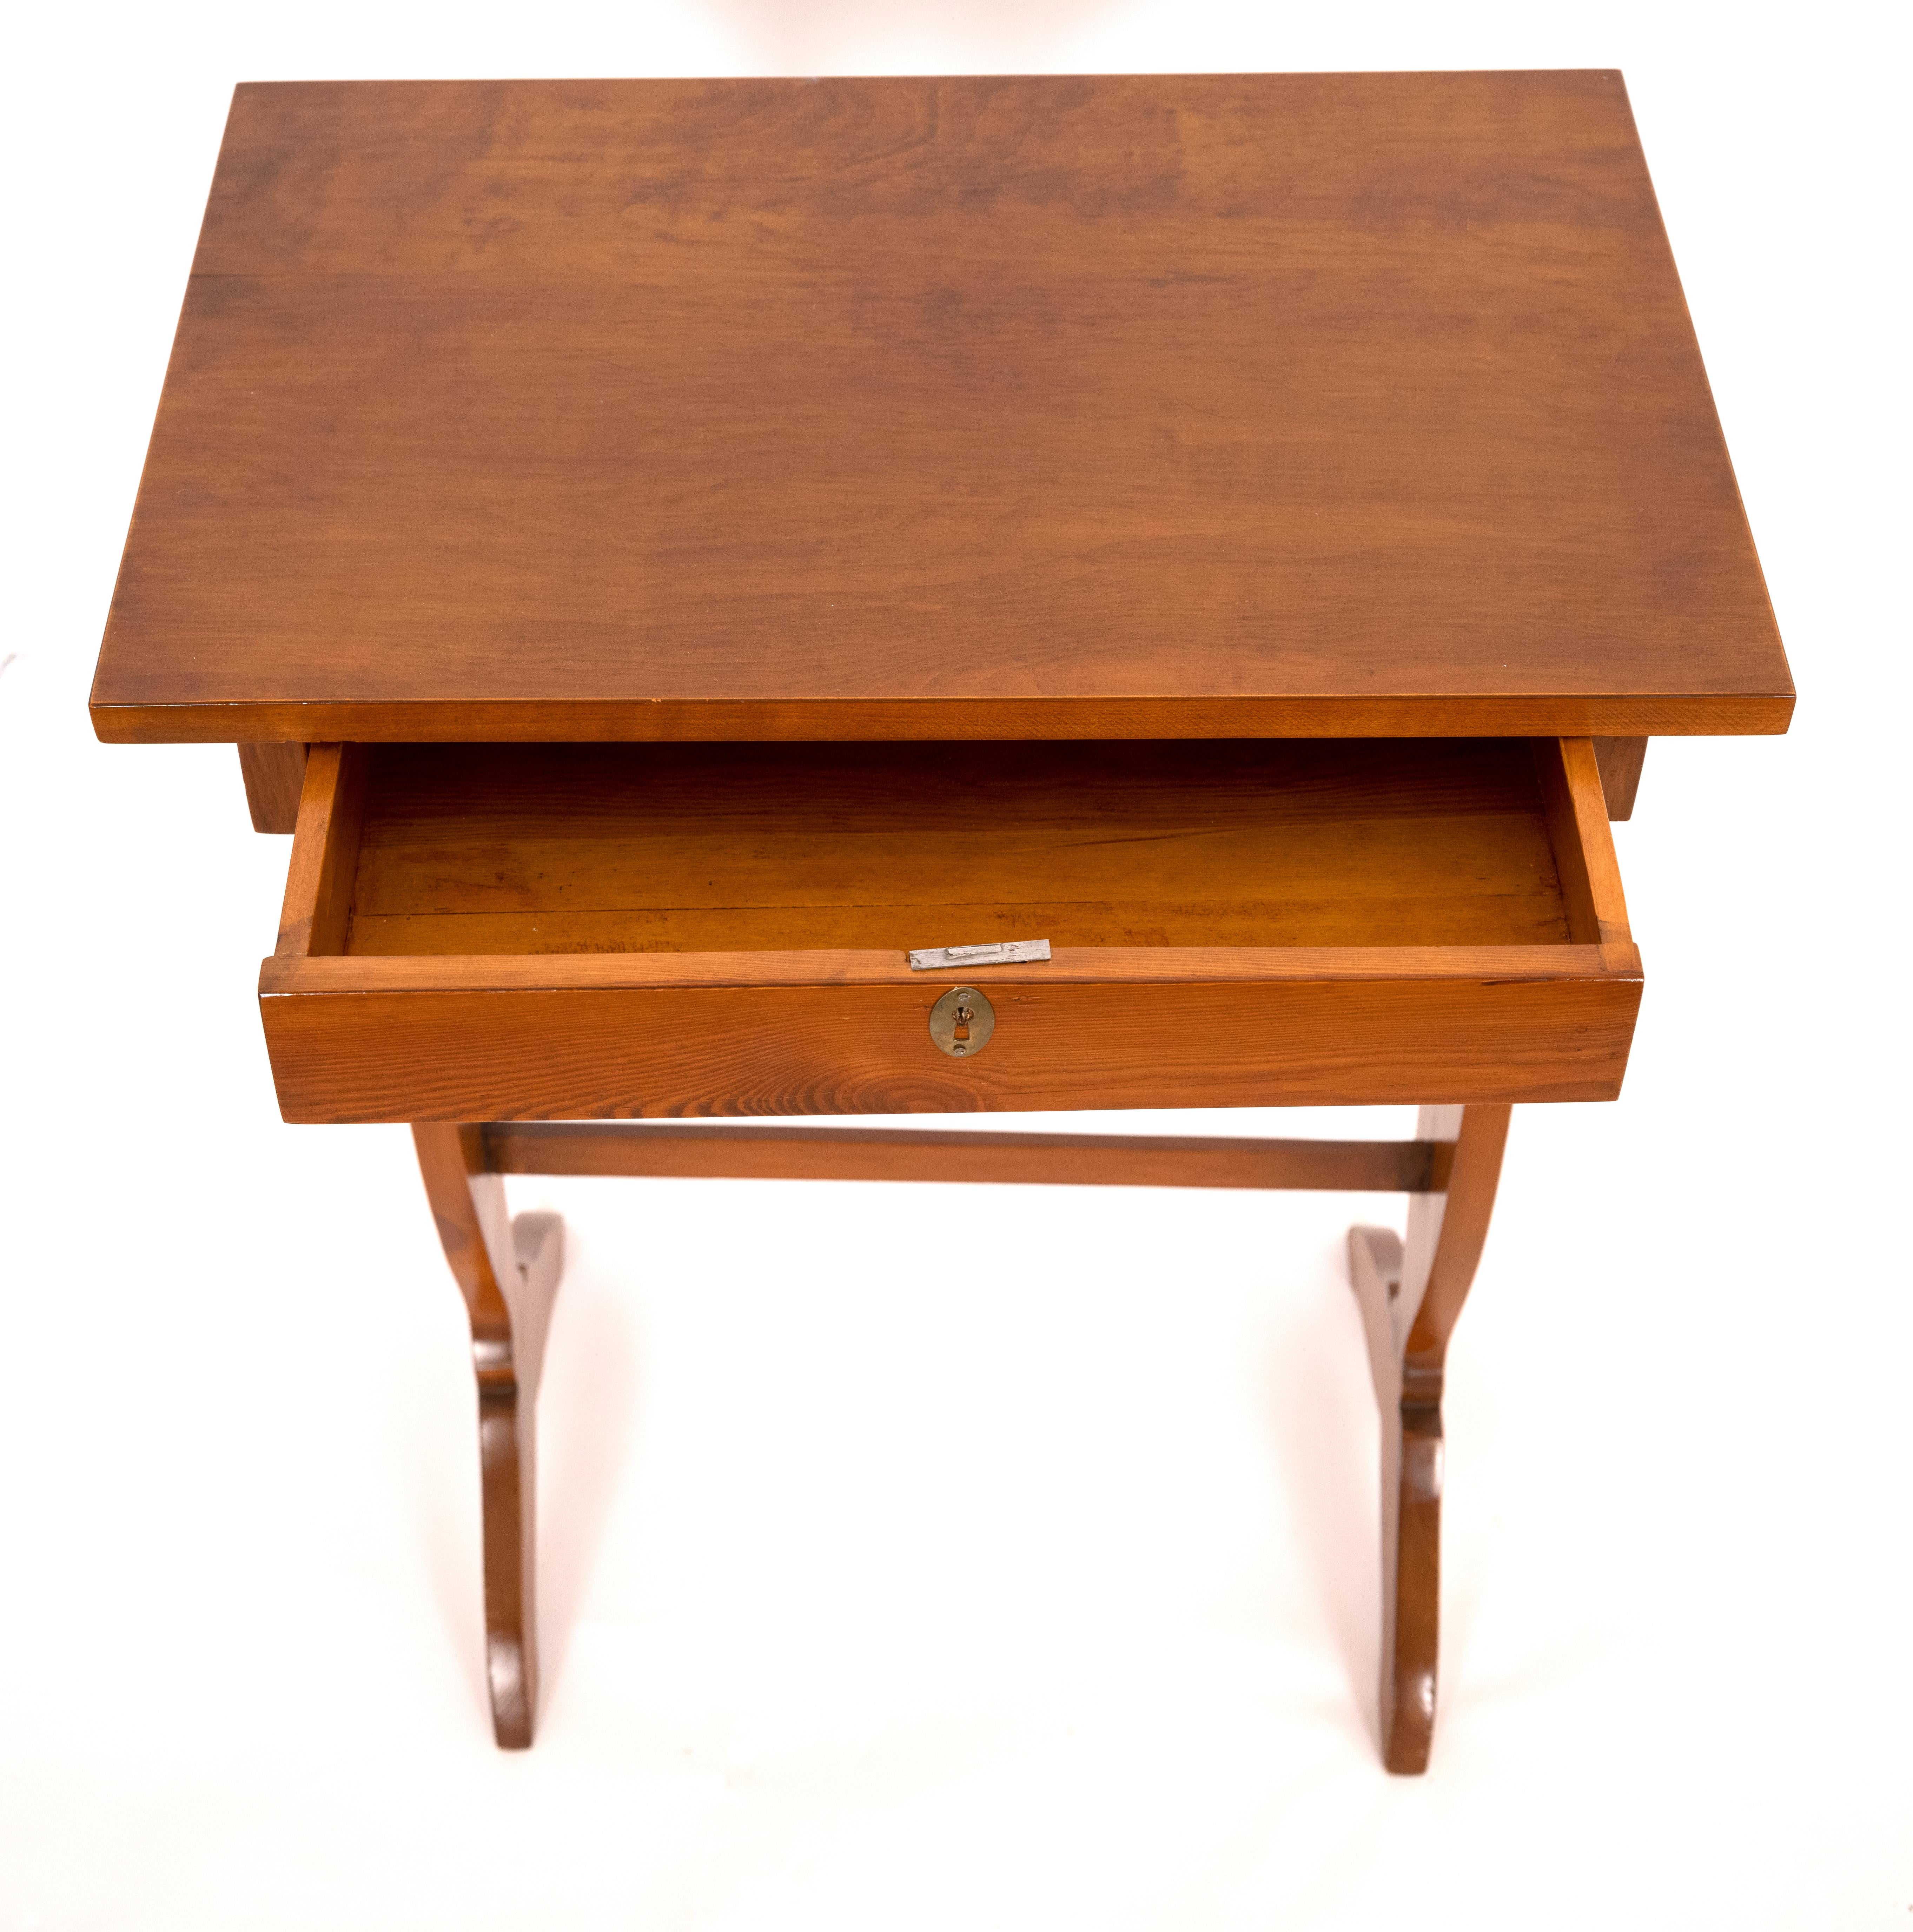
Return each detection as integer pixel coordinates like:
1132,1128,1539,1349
262,971,1641,1123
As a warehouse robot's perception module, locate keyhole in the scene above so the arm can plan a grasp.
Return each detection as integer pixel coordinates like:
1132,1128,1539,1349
931,986,991,1059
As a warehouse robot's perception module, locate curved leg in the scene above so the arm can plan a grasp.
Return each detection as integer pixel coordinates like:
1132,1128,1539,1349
1348,1103,1510,1773
413,1124,565,1748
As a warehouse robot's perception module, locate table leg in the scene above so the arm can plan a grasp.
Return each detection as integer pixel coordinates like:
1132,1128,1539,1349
405,1112,1492,1756
412,1124,565,1748
1348,1102,1510,1773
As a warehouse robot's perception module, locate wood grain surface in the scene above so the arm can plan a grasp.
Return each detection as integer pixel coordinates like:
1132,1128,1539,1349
92,73,1790,745
1348,1101,1511,1773
260,734,1642,1119
480,1122,1455,1191
237,743,306,833
341,739,1578,957
1592,736,1648,820
412,1125,564,1748
262,944,1638,990
1532,736,1631,947
260,971,1640,1120
274,743,365,958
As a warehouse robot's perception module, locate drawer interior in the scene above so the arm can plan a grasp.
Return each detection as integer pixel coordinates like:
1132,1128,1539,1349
305,739,1589,959
264,735,1637,1120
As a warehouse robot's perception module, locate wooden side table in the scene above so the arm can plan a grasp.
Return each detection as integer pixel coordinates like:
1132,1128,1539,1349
90,73,1790,1772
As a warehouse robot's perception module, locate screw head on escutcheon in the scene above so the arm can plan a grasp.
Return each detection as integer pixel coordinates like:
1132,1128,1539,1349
928,985,995,1057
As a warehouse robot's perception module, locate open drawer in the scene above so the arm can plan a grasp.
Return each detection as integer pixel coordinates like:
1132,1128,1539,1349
259,739,1641,1122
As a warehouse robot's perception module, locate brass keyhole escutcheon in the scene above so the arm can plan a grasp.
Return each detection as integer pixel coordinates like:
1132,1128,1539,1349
929,985,995,1058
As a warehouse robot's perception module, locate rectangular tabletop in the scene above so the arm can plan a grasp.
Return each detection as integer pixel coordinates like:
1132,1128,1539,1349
90,72,1791,744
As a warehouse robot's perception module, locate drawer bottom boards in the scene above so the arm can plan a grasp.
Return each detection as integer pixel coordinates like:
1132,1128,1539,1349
260,739,1641,1122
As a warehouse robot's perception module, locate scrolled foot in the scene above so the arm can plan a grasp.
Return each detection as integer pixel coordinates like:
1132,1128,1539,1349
481,1212,566,1748
413,1126,572,1748
1344,1105,1509,1773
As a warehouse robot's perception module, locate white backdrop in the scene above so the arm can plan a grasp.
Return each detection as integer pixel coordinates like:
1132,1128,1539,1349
2,3,1907,1926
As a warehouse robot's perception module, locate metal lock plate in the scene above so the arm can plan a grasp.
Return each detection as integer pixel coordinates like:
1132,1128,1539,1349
928,985,994,1057
908,939,1050,971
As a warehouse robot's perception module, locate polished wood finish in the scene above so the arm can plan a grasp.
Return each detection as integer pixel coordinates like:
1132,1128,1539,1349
484,1122,1455,1193
266,944,1637,991
343,739,1578,956
92,73,1790,746
1349,1101,1511,1773
265,967,1637,1121
1533,737,1632,947
412,1123,565,1748
237,742,305,833
122,692,1783,746
88,72,1775,1772
259,736,1642,1121
274,743,366,958
422,1112,1476,1758
409,1094,1509,1765
1593,736,1648,820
